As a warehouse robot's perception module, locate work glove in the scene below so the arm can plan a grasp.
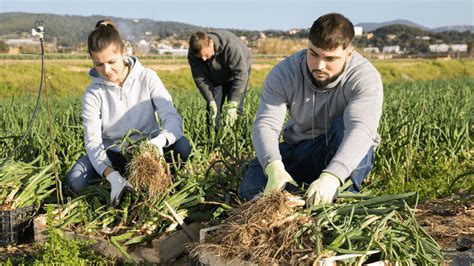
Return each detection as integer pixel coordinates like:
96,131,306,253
149,134,167,155
306,172,341,206
105,171,134,207
224,101,238,127
263,160,298,195
208,101,218,128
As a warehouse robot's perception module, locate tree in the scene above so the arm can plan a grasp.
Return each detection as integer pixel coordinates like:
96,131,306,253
468,41,474,58
0,40,8,53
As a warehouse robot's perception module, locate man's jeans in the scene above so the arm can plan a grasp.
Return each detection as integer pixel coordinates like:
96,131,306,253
239,117,375,201
66,136,191,195
206,67,252,129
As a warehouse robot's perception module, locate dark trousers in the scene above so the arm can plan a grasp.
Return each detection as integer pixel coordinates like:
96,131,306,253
66,136,191,194
206,67,251,129
239,117,375,201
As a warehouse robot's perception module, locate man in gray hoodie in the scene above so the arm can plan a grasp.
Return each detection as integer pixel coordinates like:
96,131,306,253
188,30,252,129
239,13,383,206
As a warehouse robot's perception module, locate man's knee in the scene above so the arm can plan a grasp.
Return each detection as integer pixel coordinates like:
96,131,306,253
239,159,267,201
349,147,375,192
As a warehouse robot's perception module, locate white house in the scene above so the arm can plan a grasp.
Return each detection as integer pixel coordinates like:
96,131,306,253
354,26,363,37
450,44,468,52
382,45,400,54
429,44,449,52
157,48,188,56
363,47,380,53
5,38,40,46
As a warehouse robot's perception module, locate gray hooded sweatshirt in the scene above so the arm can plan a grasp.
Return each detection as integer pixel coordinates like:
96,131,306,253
253,50,383,182
82,56,183,176
188,29,252,103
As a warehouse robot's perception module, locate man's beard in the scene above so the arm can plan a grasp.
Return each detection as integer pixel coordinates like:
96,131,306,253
307,63,345,88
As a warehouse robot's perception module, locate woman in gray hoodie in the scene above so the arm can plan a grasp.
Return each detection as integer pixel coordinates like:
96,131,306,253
66,19,190,207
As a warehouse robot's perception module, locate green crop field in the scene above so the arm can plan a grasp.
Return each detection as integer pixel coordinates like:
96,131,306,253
1,63,472,199
0,58,473,263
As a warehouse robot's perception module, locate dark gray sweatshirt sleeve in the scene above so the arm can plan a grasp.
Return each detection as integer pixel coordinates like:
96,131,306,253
252,68,288,169
225,42,250,103
188,54,215,103
325,72,383,182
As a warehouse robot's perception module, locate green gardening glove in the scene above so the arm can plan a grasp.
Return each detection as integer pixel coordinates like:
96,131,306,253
224,101,238,127
306,172,341,206
263,160,298,195
208,101,218,128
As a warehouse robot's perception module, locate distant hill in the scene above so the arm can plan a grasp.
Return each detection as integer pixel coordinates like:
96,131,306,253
356,19,473,33
432,25,474,33
1,12,472,52
356,20,430,32
0,12,205,47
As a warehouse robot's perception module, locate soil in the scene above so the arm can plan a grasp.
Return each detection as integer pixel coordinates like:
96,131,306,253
415,190,473,265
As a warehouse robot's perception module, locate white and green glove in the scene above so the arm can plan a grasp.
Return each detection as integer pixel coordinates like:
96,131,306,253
306,172,341,206
209,101,218,128
224,101,238,127
106,171,134,207
149,134,167,155
263,160,298,195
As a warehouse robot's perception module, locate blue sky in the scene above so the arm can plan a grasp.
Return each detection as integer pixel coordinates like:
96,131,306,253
1,0,473,30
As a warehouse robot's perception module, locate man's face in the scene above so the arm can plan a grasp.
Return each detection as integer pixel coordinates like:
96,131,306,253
198,40,215,62
306,41,353,87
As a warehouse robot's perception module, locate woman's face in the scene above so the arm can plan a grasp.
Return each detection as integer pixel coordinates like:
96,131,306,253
90,44,126,84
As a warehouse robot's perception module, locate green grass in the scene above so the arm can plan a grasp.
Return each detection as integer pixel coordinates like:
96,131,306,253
1,58,473,98
1,78,472,200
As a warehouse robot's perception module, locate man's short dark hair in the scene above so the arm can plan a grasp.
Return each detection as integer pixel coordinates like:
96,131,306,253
189,32,211,56
309,13,354,50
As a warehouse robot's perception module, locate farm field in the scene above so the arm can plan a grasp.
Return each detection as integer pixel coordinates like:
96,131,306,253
0,58,473,264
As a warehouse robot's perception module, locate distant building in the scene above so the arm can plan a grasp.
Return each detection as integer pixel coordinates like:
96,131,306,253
124,41,133,55
386,34,397,40
354,26,363,37
157,48,188,56
450,44,468,52
288,29,301,35
363,47,380,53
416,36,431,41
136,39,150,53
366,32,374,40
429,44,449,52
5,38,40,46
383,45,400,54
240,35,249,45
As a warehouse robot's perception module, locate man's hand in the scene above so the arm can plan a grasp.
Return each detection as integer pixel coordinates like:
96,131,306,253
306,172,341,206
209,101,218,128
263,160,298,195
149,134,167,155
224,101,238,127
105,171,134,207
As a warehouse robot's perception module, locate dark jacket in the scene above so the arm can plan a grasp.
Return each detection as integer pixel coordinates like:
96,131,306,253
188,30,252,103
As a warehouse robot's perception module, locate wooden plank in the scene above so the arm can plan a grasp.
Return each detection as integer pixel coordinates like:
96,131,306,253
34,214,203,263
138,222,204,263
